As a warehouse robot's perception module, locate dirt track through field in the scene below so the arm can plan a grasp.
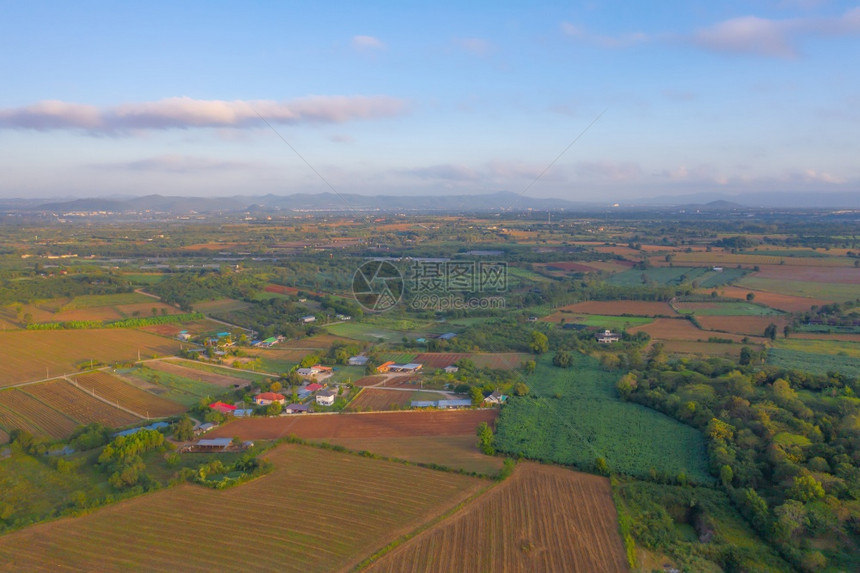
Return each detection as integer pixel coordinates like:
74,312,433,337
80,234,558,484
366,462,628,573
208,410,498,440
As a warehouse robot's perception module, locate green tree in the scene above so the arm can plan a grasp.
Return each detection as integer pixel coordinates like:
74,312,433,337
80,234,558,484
522,360,536,374
789,475,825,503
513,382,530,396
529,331,548,354
615,373,637,400
476,422,495,455
173,416,194,441
764,322,777,340
469,386,484,406
552,350,572,368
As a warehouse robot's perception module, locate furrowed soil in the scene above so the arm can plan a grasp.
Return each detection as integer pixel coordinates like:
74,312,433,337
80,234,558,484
0,445,486,573
207,410,498,440
365,462,628,573
23,380,141,428
318,435,506,475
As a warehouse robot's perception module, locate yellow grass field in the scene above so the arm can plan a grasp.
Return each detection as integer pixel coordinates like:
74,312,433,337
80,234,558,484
0,330,183,387
0,445,486,572
366,462,628,573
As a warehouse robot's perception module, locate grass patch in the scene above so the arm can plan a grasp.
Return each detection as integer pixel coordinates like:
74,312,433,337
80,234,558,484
570,315,653,329
608,267,710,287
767,348,860,379
61,292,152,310
676,302,783,316
121,367,225,407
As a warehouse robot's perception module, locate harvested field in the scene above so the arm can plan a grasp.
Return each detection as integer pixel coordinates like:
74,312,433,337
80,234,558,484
413,353,471,369
264,284,299,295
149,360,250,388
138,318,225,338
345,389,448,412
355,375,389,387
245,347,312,362
51,302,179,323
23,380,140,427
0,389,78,439
0,329,183,387
674,301,782,316
715,286,825,312
660,341,743,359
208,410,498,440
696,315,790,337
0,445,485,573
367,462,627,573
320,435,506,475
556,300,676,316
72,372,185,418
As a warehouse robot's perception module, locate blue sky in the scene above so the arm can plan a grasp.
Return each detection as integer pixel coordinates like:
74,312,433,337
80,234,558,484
1,1,858,201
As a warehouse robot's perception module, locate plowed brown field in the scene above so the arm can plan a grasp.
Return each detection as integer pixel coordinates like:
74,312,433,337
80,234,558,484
413,353,471,369
366,462,628,573
0,445,485,572
0,389,78,439
24,380,140,428
696,315,790,337
207,410,498,440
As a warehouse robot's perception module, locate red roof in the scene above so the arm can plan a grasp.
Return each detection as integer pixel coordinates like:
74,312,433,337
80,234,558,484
257,392,285,401
305,383,324,392
209,401,236,412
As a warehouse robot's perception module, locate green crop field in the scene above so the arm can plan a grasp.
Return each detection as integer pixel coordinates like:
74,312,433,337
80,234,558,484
739,249,831,258
775,339,860,358
607,267,710,287
767,348,860,379
676,302,783,316
494,354,711,483
696,267,748,287
569,315,653,329
62,292,153,310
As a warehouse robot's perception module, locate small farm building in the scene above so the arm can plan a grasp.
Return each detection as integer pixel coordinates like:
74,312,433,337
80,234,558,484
389,363,422,373
285,403,310,414
316,389,338,406
348,355,369,366
209,401,237,414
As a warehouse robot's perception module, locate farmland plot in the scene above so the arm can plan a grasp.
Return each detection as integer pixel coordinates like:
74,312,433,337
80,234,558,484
72,372,185,418
0,329,183,387
0,445,486,573
147,360,250,388
555,300,676,316
208,410,498,440
345,389,448,412
367,463,628,573
0,389,78,439
23,381,140,428
0,428,8,444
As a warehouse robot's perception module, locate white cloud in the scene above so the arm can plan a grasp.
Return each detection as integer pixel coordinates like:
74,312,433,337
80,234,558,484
92,155,253,173
576,161,642,181
454,37,494,56
352,35,385,50
561,22,649,48
0,96,408,134
693,8,860,57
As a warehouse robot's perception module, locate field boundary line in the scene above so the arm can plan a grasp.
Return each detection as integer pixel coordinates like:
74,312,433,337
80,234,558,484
62,375,147,420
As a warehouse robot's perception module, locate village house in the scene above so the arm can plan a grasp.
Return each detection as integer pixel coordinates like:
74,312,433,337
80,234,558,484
254,392,286,406
348,355,368,366
596,329,621,344
315,389,338,406
284,403,310,414
300,315,316,324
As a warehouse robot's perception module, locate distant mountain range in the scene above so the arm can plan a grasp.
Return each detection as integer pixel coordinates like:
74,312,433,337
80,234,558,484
1,190,858,214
